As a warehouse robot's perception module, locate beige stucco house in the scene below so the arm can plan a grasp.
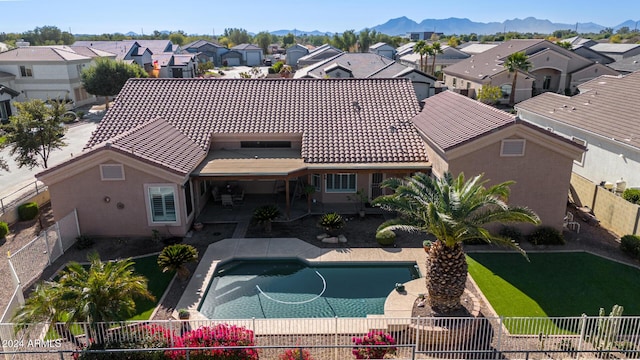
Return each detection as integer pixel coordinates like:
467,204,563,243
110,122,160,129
443,39,619,104
414,91,585,228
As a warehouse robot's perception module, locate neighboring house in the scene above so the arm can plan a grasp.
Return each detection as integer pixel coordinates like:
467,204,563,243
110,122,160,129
457,42,499,55
73,40,151,69
151,53,198,78
0,45,115,108
414,90,584,228
293,52,437,100
297,44,343,67
0,71,19,123
220,50,242,66
608,54,640,74
36,78,430,238
398,45,470,74
572,45,615,65
285,44,309,69
406,32,443,41
516,71,640,190
443,39,619,104
588,43,640,61
181,40,228,66
369,42,396,59
564,36,597,49
395,42,416,59
230,44,263,66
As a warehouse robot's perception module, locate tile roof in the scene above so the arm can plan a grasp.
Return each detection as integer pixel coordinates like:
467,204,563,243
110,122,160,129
182,40,224,49
0,46,93,62
516,72,640,150
73,40,139,60
609,54,640,73
590,43,640,54
231,44,261,51
87,78,426,166
295,52,396,78
445,39,545,79
412,90,516,151
67,46,115,58
134,40,175,54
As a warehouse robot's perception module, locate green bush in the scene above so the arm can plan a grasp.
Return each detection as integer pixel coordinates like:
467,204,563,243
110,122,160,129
17,202,39,221
528,226,565,245
622,188,640,205
318,212,345,235
499,225,523,243
620,235,640,259
253,205,280,224
376,230,396,246
76,235,94,250
0,221,9,238
272,61,284,73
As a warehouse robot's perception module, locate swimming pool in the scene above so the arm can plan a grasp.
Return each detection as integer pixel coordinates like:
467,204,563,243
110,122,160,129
199,259,420,319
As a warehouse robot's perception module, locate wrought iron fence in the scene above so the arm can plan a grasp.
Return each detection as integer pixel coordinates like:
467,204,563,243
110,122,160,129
0,181,45,216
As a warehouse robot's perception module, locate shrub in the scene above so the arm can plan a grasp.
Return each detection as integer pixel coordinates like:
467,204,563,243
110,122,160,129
528,226,565,245
0,221,8,238
279,348,313,360
352,331,396,359
18,202,39,221
75,235,94,250
620,235,640,260
375,229,396,246
622,188,640,205
319,212,345,235
499,225,523,243
157,244,199,280
169,324,258,360
253,205,280,224
76,110,85,119
272,61,284,73
77,325,173,359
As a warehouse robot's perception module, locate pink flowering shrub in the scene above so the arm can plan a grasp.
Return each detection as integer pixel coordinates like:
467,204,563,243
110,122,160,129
278,348,313,360
352,331,396,359
168,324,258,360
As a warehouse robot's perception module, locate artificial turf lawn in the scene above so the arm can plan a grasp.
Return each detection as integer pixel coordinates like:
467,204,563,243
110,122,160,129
128,254,175,320
467,252,640,318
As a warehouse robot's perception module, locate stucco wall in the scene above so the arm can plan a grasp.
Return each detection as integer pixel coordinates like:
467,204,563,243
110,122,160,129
0,190,51,225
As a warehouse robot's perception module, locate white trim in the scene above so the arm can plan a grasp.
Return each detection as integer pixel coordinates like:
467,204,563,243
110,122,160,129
99,163,125,181
571,136,587,166
325,173,357,193
500,139,526,157
144,183,181,226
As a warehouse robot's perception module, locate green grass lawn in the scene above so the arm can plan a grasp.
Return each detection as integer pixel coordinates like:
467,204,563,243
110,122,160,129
467,252,640,334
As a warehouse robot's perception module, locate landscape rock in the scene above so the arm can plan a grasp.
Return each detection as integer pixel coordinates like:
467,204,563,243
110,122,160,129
321,237,339,244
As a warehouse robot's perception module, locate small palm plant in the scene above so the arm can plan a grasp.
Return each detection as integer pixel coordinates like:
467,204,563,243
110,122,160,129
319,212,345,236
157,244,199,280
253,205,281,233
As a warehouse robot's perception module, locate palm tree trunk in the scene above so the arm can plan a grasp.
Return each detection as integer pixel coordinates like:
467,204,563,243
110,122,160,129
509,71,518,107
426,240,467,313
431,55,437,76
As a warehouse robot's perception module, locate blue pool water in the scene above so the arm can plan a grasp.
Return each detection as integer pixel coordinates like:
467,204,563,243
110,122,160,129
199,259,420,319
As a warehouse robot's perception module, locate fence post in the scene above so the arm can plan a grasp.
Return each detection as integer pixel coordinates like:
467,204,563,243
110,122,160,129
334,316,338,360
1,198,4,214
495,317,503,360
74,208,81,239
7,253,21,289
415,316,420,352
43,230,52,266
576,314,587,360
56,222,64,256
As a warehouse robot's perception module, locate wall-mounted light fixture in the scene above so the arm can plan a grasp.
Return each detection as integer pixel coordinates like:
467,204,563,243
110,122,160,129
104,196,111,203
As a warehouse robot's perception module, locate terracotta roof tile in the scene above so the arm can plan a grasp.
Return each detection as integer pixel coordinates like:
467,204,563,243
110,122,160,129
87,78,426,169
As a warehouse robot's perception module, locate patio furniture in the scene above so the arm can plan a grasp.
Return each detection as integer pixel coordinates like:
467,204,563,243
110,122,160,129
221,194,234,208
211,187,221,202
232,190,245,204
563,211,580,233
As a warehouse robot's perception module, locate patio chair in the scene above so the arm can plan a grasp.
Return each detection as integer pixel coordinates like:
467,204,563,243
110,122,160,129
232,190,245,204
221,194,234,208
211,187,221,202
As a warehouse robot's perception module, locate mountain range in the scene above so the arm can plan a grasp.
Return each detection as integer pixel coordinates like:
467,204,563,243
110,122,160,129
269,16,638,37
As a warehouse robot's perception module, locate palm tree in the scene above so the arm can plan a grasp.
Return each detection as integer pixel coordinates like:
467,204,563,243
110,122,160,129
503,51,532,107
13,253,154,345
430,42,442,76
157,244,199,280
372,172,540,313
413,40,427,72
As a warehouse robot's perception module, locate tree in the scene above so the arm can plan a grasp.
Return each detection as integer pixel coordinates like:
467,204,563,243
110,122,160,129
282,33,295,47
6,99,67,169
223,28,250,46
255,31,272,54
476,84,503,105
0,135,8,172
447,36,460,47
556,41,572,49
503,51,532,107
413,40,428,73
157,244,199,280
359,28,374,53
169,32,186,46
13,253,154,344
81,57,147,109
372,172,539,313
431,42,442,75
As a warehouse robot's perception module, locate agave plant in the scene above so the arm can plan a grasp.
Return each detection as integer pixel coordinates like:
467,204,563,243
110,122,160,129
253,205,281,233
319,212,345,236
157,244,199,280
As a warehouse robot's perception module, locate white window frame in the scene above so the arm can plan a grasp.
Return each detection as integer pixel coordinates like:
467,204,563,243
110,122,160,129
325,173,357,193
571,136,587,166
145,184,180,225
99,164,125,181
19,65,33,77
500,139,526,157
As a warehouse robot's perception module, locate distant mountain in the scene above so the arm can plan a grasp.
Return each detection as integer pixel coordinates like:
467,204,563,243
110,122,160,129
614,20,640,31
370,16,610,36
270,29,333,37
125,30,171,37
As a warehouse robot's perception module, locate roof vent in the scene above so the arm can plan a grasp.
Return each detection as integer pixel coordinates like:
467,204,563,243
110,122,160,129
352,101,361,112
571,107,576,110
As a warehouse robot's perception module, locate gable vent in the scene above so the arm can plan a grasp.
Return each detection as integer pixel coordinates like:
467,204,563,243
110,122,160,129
501,139,526,157
100,164,125,181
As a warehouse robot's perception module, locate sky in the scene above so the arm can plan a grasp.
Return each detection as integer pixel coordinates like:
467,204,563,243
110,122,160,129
0,0,638,35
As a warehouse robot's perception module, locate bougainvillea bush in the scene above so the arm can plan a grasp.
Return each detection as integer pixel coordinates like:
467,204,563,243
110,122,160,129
278,348,313,360
168,324,258,360
352,331,396,359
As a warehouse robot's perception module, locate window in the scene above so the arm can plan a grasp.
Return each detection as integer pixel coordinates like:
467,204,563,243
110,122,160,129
452,78,457,87
326,173,356,193
183,181,193,217
0,100,11,124
100,164,125,180
500,139,526,157
543,76,552,90
311,174,321,192
19,65,33,77
571,137,587,166
147,185,177,223
500,84,512,98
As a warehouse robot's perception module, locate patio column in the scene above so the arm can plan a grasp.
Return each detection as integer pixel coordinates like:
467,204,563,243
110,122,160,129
285,178,291,219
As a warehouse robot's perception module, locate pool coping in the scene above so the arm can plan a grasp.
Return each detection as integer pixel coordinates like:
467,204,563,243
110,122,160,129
175,238,427,321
